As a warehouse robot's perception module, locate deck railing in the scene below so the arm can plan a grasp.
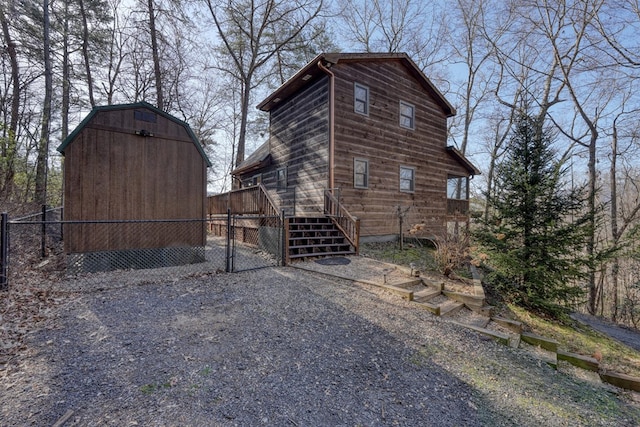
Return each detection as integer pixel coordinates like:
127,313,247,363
324,188,360,254
446,198,470,217
208,184,280,218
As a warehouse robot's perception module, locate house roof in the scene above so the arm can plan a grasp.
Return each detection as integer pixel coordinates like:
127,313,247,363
257,52,456,117
446,146,481,176
57,101,212,167
231,140,271,176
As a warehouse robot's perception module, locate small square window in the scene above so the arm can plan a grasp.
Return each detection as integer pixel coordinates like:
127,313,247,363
354,158,369,188
276,167,287,190
399,101,415,129
354,83,369,116
400,166,415,192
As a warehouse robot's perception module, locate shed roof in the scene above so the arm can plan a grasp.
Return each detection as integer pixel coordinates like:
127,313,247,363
257,52,456,117
57,101,212,167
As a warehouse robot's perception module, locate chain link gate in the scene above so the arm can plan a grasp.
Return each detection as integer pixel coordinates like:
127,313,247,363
227,211,284,272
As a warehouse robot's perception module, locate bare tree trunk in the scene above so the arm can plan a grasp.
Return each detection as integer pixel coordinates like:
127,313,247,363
587,133,598,314
610,121,619,321
0,3,20,196
35,0,53,205
79,0,96,107
147,0,163,109
61,0,70,140
236,77,251,169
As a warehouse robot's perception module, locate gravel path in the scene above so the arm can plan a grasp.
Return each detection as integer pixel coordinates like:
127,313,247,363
2,265,639,426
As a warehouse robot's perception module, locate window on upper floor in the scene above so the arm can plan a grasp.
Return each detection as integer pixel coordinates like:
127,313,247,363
447,176,469,199
276,167,287,191
400,166,415,192
354,158,369,189
354,83,369,116
399,101,415,130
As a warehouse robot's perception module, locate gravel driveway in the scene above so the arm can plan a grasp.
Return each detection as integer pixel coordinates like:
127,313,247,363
2,265,639,426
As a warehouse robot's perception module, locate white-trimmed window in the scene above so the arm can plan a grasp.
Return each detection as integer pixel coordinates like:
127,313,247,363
276,167,287,190
354,83,369,116
354,158,369,189
400,166,415,192
399,101,415,129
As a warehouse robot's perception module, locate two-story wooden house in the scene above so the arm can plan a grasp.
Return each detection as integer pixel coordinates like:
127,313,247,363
212,52,479,260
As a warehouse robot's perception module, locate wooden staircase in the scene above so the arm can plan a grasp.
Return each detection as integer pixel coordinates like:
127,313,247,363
286,217,356,262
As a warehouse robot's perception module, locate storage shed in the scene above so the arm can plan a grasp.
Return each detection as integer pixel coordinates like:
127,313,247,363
57,102,212,272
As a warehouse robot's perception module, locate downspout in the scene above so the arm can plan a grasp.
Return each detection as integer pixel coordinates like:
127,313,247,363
317,60,335,189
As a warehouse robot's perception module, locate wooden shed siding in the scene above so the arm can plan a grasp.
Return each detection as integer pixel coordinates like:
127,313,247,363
63,107,206,253
330,60,463,237
260,76,330,216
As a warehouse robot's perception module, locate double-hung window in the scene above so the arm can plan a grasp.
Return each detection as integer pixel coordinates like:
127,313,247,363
354,158,369,189
354,83,369,116
399,101,415,129
400,166,415,192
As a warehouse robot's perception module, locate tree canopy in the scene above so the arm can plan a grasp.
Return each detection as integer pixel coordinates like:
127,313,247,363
475,111,591,316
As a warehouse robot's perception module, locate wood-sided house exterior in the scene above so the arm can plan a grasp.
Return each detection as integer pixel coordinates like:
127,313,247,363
231,53,479,243
57,102,211,271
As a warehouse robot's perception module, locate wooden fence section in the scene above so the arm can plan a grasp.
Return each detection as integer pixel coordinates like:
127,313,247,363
208,185,283,255
324,189,360,255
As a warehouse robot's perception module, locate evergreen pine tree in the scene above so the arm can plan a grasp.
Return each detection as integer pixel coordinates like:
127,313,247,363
475,112,590,317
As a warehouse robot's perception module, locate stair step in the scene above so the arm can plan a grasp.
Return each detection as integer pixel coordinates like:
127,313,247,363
413,288,442,302
289,250,355,259
289,236,346,242
290,230,336,233
289,236,344,242
289,243,350,250
391,279,423,290
439,300,465,317
289,216,331,224
289,221,334,227
289,233,344,240
286,216,354,261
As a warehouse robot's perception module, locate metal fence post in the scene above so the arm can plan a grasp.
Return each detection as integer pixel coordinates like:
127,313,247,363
225,208,231,272
1,212,8,290
280,209,287,267
41,204,47,258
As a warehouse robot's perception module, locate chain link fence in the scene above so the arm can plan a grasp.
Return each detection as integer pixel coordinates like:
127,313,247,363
1,208,283,289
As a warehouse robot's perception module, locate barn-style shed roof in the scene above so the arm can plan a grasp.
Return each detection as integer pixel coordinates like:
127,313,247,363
57,101,212,167
257,52,456,117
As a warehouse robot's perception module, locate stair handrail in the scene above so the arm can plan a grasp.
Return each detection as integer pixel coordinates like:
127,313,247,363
324,188,360,254
257,183,280,217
